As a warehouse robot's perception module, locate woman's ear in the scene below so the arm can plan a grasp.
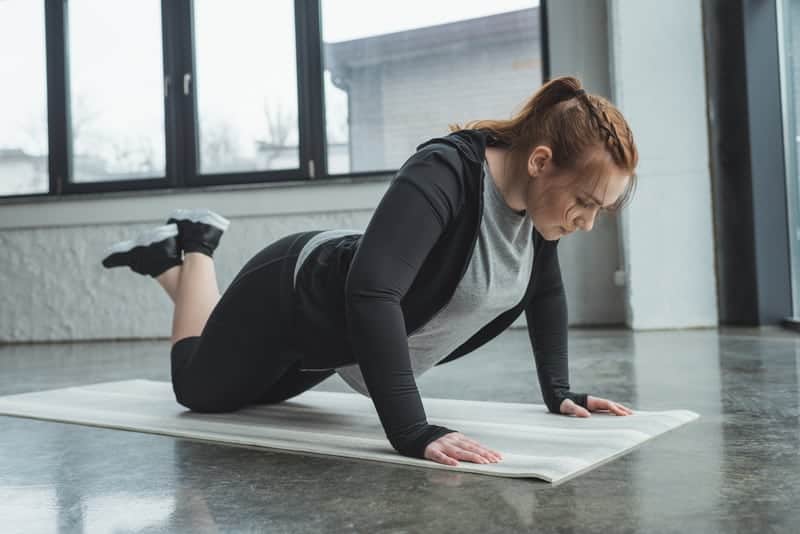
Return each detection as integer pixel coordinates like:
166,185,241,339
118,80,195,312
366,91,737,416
528,145,552,177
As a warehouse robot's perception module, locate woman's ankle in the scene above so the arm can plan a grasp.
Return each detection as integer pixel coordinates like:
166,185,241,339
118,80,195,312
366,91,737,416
183,251,213,262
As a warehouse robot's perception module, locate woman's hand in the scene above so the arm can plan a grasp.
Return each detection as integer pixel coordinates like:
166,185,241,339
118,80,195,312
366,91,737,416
424,432,504,467
559,395,634,417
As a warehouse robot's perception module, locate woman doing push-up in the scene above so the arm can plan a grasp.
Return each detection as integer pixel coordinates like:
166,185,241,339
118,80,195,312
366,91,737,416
101,75,639,467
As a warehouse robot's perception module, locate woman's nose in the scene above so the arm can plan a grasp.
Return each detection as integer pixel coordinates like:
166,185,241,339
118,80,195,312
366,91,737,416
577,210,597,232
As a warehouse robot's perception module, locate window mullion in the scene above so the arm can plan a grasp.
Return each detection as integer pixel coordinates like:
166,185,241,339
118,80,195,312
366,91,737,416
163,0,198,187
296,0,326,180
44,0,70,195
175,0,199,186
161,0,181,187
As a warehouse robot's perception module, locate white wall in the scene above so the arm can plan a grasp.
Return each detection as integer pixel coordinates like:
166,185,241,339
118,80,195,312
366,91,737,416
608,0,719,329
0,183,384,342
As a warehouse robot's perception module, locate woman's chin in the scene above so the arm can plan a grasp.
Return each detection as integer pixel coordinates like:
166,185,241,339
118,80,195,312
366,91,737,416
543,232,561,241
547,226,566,240
533,224,564,241
532,221,566,240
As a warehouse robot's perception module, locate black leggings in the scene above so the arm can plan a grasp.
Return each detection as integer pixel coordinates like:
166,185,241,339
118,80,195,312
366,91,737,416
170,230,335,413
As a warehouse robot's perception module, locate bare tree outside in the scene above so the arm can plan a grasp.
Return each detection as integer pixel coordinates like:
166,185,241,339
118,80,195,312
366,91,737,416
258,99,295,169
21,109,48,157
108,135,156,175
199,118,238,173
70,92,103,152
70,93,163,180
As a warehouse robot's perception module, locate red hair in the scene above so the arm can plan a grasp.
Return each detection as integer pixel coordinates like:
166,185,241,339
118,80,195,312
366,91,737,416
449,75,639,213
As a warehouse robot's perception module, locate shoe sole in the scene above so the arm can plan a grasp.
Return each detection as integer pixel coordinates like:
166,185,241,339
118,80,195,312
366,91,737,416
168,208,230,231
103,224,179,257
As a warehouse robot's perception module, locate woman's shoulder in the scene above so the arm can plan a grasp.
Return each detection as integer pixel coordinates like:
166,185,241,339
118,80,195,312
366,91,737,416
392,148,468,214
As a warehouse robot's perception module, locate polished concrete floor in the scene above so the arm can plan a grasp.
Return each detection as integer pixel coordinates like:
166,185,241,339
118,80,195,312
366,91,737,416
1,326,798,533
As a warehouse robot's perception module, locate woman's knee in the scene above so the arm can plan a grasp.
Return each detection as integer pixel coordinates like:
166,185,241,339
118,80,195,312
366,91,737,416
172,382,241,413
169,337,236,411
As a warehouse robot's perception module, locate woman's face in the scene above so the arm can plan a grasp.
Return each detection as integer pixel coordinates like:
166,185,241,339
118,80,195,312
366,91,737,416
524,145,630,241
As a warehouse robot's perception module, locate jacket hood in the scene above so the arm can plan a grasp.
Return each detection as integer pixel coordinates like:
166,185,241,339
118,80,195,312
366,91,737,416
415,129,501,170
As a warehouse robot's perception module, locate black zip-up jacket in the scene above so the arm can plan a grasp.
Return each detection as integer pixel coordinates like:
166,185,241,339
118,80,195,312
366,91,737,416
292,128,588,459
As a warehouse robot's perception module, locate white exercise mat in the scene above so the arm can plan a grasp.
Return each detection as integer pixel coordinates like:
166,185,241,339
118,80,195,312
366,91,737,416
0,379,698,484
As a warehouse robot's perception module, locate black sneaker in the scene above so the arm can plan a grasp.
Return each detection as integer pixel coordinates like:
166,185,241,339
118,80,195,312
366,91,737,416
167,208,231,258
101,224,182,278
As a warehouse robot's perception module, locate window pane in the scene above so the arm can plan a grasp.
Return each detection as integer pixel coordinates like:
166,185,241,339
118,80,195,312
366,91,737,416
779,0,800,317
321,0,542,174
194,0,299,174
68,0,166,182
0,0,48,196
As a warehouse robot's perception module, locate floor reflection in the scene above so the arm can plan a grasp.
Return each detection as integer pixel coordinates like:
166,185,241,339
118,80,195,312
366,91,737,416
718,334,800,530
631,329,724,531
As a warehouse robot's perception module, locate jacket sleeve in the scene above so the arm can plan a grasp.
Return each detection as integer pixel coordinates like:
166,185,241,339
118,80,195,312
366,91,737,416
524,244,589,413
343,148,462,458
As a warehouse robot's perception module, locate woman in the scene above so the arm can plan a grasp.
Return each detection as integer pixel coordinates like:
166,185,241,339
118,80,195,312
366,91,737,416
101,76,638,468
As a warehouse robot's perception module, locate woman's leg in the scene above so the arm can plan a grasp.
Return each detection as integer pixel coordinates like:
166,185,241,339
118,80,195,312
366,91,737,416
156,265,182,303
154,253,220,344
169,252,221,345
169,231,323,413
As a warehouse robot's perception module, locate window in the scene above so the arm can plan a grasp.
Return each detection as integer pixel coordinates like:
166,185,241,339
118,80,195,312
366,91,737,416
0,1,546,198
68,0,166,182
320,0,543,175
193,0,299,174
0,0,49,195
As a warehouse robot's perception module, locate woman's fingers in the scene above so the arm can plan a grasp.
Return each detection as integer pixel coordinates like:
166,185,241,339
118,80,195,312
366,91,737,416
459,436,503,461
609,402,634,416
573,404,591,417
429,448,459,466
424,433,504,466
455,438,503,462
449,434,502,461
587,396,635,416
449,446,492,464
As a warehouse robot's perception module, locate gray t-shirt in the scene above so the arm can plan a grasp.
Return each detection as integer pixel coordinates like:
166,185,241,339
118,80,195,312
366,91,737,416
294,159,535,397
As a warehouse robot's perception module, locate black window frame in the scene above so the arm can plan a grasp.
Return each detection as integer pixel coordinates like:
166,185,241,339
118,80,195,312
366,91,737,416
3,0,549,200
